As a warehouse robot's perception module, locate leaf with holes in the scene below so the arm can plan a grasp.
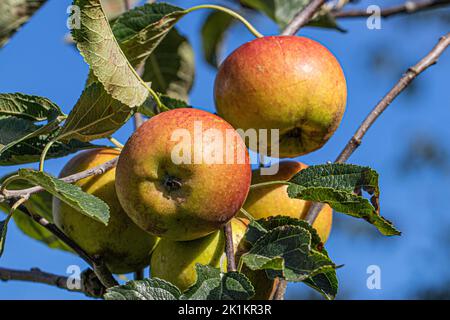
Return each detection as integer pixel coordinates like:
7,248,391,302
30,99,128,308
104,278,181,300
181,265,255,300
287,164,400,236
17,169,109,225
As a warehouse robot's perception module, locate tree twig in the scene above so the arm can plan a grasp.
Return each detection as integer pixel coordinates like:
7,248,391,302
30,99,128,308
334,0,450,18
224,222,236,272
13,204,118,288
336,32,450,164
133,113,145,128
305,33,450,224
281,0,326,35
134,269,144,280
273,279,287,300
0,267,105,297
0,267,79,291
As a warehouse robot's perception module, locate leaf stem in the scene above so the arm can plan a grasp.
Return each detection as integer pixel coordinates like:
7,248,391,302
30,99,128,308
141,80,163,114
0,175,23,195
186,4,264,38
2,197,29,240
39,140,56,172
239,207,255,222
249,180,289,190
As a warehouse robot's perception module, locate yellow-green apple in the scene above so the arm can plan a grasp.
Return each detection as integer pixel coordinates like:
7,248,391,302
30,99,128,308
52,149,159,274
115,108,251,241
151,218,276,298
150,229,225,292
242,161,332,242
214,36,347,158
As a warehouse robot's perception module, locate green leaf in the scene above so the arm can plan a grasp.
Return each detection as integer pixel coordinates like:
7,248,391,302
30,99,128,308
201,11,234,68
58,83,132,142
0,216,11,257
240,0,342,30
0,117,62,158
0,93,62,121
245,216,338,298
72,0,150,107
104,278,181,300
0,133,99,166
0,175,71,252
242,225,336,282
249,216,324,248
0,93,66,161
141,28,194,102
181,265,255,300
287,164,401,236
137,95,190,118
304,270,338,300
17,169,110,225
0,0,48,48
71,3,190,139
112,3,187,68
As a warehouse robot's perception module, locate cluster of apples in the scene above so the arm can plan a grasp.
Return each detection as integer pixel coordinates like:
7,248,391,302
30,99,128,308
53,36,346,298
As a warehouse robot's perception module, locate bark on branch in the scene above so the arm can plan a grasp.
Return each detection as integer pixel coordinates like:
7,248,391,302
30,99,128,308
224,222,236,272
334,0,450,19
0,267,105,297
336,32,450,164
281,0,326,36
12,204,119,289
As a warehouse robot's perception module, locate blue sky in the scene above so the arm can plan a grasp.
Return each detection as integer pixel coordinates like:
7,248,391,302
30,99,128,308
0,0,449,299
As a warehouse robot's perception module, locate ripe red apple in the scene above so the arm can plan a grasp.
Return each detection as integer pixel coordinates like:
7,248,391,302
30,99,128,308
242,161,333,242
53,149,159,274
115,108,251,241
214,36,347,158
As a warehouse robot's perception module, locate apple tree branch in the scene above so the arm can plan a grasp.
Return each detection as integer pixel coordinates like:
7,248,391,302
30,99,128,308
0,266,105,297
334,0,450,19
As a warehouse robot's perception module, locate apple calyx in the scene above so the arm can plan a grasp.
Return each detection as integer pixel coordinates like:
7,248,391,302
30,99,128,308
163,175,183,192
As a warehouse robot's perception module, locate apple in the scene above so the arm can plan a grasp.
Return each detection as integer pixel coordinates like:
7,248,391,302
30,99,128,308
242,161,333,243
115,108,252,241
150,229,225,292
214,36,347,158
52,149,159,274
151,218,276,298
